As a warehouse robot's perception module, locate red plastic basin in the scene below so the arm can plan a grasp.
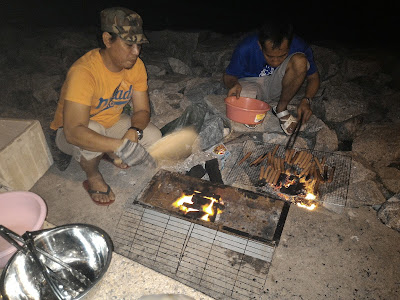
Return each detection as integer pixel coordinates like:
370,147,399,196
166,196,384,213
225,96,271,125
0,191,47,268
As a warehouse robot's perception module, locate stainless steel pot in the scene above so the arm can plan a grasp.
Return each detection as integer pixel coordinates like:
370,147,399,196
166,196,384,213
0,223,113,300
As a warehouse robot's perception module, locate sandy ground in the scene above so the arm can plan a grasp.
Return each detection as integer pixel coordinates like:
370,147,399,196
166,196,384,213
21,146,400,300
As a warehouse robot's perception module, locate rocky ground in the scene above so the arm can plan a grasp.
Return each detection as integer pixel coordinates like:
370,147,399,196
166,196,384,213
1,24,400,299
1,24,399,230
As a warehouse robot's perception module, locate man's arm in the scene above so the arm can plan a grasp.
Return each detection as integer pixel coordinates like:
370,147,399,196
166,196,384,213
297,71,320,122
123,90,151,142
63,100,123,152
223,73,242,98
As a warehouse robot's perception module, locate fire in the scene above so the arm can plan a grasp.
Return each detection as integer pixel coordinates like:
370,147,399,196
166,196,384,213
173,195,194,212
297,202,316,210
172,191,223,221
272,171,318,210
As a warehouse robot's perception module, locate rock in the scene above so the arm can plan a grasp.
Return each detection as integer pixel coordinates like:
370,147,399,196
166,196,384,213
33,88,59,104
55,30,97,49
168,57,192,75
192,35,236,73
149,90,180,116
146,64,167,77
312,45,342,81
347,180,386,208
145,30,199,65
1,25,399,230
382,92,400,123
262,133,305,147
323,82,368,123
184,78,223,103
341,55,382,81
352,123,400,169
377,194,400,232
314,126,338,152
376,167,400,194
157,74,191,94
349,158,376,184
164,93,185,109
332,115,364,142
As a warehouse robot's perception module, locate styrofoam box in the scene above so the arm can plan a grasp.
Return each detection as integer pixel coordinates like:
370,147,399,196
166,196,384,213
0,118,53,191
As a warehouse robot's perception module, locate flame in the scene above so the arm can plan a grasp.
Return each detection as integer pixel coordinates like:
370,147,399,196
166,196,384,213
172,191,222,221
305,193,316,200
172,195,197,213
271,172,318,210
297,202,316,210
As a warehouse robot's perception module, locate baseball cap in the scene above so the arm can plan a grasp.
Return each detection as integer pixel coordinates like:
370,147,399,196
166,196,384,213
100,7,149,44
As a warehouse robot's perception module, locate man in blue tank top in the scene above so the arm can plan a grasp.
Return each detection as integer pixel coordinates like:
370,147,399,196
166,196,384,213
223,19,320,135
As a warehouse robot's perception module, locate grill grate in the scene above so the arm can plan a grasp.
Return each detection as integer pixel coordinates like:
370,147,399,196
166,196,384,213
224,140,352,208
114,201,278,299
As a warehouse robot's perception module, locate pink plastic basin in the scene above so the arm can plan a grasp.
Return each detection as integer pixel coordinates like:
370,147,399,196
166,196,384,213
0,191,47,268
225,96,271,125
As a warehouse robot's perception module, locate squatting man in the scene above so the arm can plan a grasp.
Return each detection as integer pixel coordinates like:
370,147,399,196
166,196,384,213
50,7,161,206
223,18,320,134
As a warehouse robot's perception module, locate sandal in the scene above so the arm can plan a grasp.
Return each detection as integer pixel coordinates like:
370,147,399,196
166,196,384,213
82,180,115,206
272,106,298,135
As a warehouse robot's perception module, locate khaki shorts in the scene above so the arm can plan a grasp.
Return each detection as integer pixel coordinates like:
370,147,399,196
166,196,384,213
239,52,309,102
55,113,161,162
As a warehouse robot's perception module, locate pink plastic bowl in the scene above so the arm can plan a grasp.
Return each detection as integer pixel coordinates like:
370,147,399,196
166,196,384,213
0,191,47,268
225,96,271,125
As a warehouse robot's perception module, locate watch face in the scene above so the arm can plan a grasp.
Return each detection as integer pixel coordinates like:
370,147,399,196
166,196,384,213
137,130,143,140
129,127,143,140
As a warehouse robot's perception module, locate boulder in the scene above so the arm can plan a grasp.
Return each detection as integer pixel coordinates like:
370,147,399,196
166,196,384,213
377,194,400,232
352,123,400,169
322,82,368,123
347,180,386,208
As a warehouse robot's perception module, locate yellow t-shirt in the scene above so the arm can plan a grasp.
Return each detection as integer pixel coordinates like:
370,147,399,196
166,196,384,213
50,49,148,130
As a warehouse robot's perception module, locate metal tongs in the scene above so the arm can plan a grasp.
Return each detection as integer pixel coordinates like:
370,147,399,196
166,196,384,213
0,225,91,300
285,115,303,150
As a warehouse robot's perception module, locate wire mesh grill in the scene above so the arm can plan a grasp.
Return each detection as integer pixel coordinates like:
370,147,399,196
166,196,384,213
224,140,352,207
114,201,275,300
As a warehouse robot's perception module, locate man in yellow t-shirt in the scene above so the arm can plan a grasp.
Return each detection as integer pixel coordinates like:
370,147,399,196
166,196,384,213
50,7,161,206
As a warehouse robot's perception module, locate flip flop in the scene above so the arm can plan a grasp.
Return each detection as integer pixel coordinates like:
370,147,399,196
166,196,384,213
82,180,115,206
102,154,129,169
272,106,298,135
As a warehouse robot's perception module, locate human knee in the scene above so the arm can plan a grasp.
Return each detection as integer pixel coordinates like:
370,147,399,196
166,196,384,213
289,53,308,74
141,124,162,149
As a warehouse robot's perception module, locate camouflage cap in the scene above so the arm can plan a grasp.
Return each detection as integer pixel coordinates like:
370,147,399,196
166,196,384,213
100,7,149,44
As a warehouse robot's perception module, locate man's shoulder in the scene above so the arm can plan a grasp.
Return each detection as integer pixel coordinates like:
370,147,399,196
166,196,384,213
290,35,310,49
70,49,101,69
234,32,259,54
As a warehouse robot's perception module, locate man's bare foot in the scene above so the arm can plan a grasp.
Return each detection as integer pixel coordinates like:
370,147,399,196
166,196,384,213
83,175,115,205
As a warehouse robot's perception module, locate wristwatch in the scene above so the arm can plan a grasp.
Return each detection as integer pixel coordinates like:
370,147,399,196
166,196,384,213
129,126,143,140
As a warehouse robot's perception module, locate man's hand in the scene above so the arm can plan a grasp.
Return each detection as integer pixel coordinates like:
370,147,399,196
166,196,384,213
223,74,241,98
123,128,139,143
297,98,313,123
114,139,156,168
227,83,242,98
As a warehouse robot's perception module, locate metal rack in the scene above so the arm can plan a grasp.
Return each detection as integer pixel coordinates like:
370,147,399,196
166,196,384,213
114,201,276,300
224,140,352,208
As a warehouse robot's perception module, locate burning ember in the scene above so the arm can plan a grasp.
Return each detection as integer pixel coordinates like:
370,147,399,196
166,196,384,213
172,191,224,222
240,145,336,210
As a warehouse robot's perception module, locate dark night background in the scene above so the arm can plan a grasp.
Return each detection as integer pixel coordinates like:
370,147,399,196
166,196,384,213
1,0,397,49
